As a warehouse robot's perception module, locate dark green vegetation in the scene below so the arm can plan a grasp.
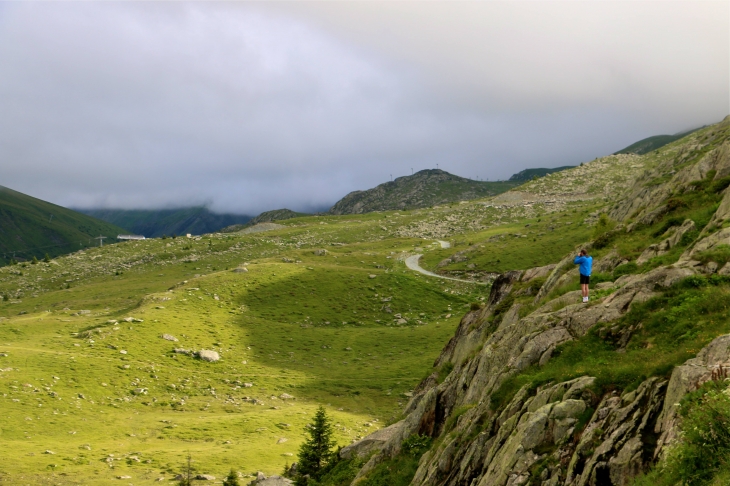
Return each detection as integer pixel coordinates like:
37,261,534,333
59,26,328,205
313,435,433,486
508,166,574,182
635,381,730,486
80,206,252,238
0,185,125,265
614,127,703,155
329,169,519,214
295,406,337,485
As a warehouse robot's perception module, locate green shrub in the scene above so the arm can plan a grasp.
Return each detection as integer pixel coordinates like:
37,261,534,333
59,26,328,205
613,262,638,278
709,176,730,194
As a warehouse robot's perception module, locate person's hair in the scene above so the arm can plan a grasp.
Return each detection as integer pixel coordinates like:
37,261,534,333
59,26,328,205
579,249,587,256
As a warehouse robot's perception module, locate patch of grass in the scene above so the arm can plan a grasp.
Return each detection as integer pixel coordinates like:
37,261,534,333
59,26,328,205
444,404,476,433
695,244,730,267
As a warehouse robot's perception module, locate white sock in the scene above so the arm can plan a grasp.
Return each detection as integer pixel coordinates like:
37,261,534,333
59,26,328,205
583,296,588,302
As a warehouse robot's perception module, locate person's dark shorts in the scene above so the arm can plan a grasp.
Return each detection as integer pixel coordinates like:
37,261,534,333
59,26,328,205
580,274,590,285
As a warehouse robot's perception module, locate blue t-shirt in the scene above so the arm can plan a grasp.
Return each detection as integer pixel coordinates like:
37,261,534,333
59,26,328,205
574,255,593,276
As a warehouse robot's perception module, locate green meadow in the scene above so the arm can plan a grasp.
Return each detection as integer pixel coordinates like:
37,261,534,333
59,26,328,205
0,210,499,484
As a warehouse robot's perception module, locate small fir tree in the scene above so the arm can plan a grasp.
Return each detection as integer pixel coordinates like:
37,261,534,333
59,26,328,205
44,253,50,263
222,469,240,486
31,256,38,264
177,453,194,486
297,406,336,483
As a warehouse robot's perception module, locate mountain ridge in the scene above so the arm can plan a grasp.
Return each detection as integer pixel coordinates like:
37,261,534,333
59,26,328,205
329,169,519,214
0,185,125,264
79,207,252,238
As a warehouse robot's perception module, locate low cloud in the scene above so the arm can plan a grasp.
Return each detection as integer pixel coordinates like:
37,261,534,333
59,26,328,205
0,2,727,215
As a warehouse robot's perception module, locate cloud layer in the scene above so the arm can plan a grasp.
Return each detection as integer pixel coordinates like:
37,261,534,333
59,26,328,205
0,2,727,214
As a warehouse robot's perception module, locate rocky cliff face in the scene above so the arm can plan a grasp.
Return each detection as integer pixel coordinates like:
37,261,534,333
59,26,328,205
342,118,730,486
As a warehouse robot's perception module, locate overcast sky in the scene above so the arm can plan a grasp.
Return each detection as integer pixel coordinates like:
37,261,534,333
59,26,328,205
0,1,727,215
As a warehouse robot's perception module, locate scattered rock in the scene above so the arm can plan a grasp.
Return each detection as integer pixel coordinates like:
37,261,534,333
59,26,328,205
195,474,215,480
161,334,178,342
369,274,377,279
279,393,294,400
313,249,328,256
196,350,220,362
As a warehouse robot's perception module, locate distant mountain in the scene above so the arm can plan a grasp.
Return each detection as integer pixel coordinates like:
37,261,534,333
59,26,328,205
614,127,705,155
0,186,125,264
79,207,251,238
508,166,575,182
221,208,306,233
329,169,519,215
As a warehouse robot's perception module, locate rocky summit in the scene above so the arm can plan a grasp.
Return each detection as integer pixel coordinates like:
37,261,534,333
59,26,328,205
329,169,519,214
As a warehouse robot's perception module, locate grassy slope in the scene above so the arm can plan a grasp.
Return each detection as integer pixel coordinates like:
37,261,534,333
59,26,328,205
0,186,126,265
614,127,703,155
0,214,488,484
80,207,252,238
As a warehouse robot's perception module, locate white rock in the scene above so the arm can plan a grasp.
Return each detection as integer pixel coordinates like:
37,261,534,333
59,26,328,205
196,350,220,362
161,334,178,342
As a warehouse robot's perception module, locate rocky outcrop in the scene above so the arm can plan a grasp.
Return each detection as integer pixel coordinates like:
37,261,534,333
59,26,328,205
340,423,402,460
521,264,556,283
610,124,730,225
348,260,695,486
637,219,696,264
654,333,730,456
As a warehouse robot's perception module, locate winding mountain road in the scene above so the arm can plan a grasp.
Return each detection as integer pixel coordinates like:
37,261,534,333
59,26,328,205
404,241,486,285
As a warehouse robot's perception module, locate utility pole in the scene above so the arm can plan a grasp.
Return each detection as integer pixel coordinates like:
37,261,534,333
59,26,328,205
411,168,413,175
95,235,107,247
49,214,53,223
390,174,392,181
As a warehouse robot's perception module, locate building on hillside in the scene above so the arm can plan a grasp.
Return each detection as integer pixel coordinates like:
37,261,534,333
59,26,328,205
117,235,146,241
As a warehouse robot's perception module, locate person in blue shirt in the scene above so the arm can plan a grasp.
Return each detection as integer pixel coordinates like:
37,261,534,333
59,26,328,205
574,249,593,303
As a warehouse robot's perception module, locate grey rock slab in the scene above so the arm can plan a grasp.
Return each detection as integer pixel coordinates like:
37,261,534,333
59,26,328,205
196,350,220,362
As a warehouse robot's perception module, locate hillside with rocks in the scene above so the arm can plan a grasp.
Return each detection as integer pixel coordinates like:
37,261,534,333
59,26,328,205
318,116,730,485
614,127,703,155
329,169,519,215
